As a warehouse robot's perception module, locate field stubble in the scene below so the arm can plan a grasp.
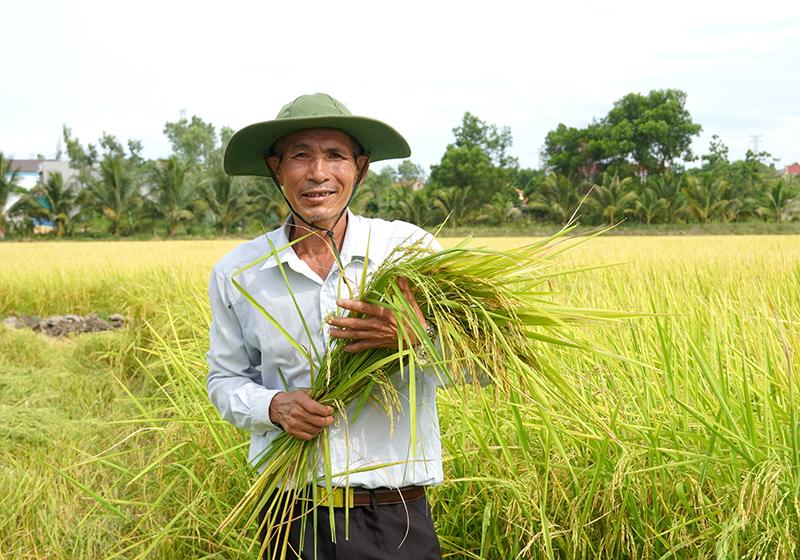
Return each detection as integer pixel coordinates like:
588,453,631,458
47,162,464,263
1,236,799,559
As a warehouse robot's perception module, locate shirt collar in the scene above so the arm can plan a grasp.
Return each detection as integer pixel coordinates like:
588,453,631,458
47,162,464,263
259,209,373,271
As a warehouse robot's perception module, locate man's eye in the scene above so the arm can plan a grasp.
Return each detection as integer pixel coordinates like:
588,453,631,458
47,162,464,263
291,152,309,159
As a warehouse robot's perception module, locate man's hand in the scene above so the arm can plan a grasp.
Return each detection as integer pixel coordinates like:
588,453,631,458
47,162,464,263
269,390,334,440
328,277,427,353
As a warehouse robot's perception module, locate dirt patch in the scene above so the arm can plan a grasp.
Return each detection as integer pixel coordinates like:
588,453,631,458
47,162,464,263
3,313,126,337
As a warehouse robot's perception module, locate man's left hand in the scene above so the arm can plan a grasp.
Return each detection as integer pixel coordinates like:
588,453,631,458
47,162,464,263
328,277,427,353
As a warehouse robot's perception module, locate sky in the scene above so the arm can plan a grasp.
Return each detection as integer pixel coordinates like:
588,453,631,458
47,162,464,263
3,0,799,173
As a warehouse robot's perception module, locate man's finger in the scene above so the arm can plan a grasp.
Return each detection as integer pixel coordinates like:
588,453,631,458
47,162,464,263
329,328,372,340
337,298,390,317
328,315,388,330
295,393,334,416
343,340,397,352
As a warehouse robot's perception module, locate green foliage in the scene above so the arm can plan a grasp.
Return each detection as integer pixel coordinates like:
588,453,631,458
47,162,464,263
4,94,796,239
163,115,218,166
147,156,196,236
543,89,702,177
0,152,24,237
587,173,638,225
12,172,82,237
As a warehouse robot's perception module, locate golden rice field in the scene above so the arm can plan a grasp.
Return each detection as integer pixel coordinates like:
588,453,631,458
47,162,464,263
1,235,799,559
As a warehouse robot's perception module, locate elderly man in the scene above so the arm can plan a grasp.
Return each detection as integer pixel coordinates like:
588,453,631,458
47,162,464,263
207,93,443,559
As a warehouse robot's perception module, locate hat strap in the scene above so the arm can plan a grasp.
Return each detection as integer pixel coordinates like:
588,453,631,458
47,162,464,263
264,157,369,271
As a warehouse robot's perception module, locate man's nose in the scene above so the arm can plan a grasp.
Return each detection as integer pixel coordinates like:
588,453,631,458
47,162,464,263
309,157,329,181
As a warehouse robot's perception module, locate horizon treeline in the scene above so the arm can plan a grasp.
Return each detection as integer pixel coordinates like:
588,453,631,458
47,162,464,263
1,88,798,239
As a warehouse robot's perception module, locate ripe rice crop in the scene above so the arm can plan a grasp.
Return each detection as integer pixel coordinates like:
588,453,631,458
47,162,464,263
1,235,799,559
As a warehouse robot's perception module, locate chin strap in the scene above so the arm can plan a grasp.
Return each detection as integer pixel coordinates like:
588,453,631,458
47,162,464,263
264,156,369,271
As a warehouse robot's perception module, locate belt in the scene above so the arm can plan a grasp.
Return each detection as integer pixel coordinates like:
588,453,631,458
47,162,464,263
309,485,426,508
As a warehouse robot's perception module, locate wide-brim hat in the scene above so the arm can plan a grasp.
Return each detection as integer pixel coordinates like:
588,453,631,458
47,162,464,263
224,93,411,177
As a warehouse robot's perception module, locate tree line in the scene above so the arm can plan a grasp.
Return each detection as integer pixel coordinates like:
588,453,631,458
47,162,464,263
1,88,798,238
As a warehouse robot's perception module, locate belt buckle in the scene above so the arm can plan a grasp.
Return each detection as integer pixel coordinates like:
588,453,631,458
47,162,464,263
317,486,354,508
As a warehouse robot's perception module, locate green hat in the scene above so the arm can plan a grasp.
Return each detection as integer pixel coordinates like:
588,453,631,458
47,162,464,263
224,93,411,177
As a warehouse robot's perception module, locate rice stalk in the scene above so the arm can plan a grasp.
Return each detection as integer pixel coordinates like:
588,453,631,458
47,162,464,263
219,225,626,557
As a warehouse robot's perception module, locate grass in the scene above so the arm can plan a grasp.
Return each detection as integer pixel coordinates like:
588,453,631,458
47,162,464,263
1,235,799,558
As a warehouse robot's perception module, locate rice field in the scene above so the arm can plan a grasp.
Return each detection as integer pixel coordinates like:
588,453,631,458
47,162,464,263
1,235,799,559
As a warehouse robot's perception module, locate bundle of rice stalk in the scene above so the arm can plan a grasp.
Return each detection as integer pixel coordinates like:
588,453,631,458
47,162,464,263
218,224,622,558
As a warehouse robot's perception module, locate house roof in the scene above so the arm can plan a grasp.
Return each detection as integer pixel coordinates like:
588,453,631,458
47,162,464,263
784,163,800,175
9,159,43,173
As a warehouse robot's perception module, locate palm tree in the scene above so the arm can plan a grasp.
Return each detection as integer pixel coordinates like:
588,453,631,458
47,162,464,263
201,166,249,235
13,172,81,237
682,175,732,223
649,173,687,223
434,185,475,229
634,186,666,224
588,174,638,225
82,155,141,235
757,179,798,223
478,191,515,225
528,173,580,224
248,177,289,229
148,156,195,236
0,152,24,238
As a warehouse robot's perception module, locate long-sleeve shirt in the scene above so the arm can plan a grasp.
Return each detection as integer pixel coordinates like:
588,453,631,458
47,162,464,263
206,211,444,489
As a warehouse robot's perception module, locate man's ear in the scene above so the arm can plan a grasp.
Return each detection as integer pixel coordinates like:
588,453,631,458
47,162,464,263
355,155,369,177
266,156,282,185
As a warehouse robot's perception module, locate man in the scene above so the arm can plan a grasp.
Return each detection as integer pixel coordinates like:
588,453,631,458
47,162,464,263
207,93,443,559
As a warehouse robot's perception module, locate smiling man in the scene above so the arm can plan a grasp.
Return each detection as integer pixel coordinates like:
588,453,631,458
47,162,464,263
206,93,443,559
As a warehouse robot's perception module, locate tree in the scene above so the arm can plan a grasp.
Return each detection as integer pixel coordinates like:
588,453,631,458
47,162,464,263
528,173,581,225
757,179,798,223
682,175,732,223
633,185,666,225
148,156,196,236
200,167,249,235
649,173,687,223
396,160,427,186
64,130,145,235
12,172,81,237
163,115,217,167
588,174,638,225
0,152,24,238
452,112,518,168
542,124,602,178
542,89,702,176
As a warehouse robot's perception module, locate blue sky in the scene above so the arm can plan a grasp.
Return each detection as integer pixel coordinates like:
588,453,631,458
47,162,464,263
3,0,799,172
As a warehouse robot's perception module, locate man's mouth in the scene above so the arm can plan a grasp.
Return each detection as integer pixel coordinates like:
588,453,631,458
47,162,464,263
302,191,336,199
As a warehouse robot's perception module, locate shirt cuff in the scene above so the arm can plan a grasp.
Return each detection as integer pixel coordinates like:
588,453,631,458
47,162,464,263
251,388,283,434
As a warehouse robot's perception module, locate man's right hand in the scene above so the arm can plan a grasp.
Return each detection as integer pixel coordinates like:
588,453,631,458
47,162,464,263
269,391,334,440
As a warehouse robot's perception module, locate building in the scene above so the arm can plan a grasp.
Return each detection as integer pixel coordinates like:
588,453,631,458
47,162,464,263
781,163,800,177
3,159,79,235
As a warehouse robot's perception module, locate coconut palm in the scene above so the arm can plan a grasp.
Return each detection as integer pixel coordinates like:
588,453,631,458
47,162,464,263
148,156,195,236
756,179,798,223
634,186,666,224
201,165,249,235
0,152,24,238
13,172,81,237
82,155,141,235
247,177,289,229
649,173,688,223
588,173,638,225
528,173,580,224
434,185,476,229
682,175,732,223
478,191,515,225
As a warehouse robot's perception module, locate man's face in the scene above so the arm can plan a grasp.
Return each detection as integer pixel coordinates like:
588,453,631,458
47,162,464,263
267,129,368,229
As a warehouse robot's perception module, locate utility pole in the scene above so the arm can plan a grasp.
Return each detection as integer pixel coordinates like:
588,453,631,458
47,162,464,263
750,134,763,153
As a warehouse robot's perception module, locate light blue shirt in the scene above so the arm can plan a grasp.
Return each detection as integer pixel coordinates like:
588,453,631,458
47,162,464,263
206,211,444,489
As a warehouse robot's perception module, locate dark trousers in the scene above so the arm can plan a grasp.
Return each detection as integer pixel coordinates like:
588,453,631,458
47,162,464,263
258,489,442,560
